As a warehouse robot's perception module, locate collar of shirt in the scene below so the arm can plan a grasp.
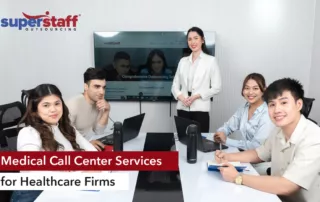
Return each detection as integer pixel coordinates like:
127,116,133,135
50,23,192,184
244,101,267,114
276,115,307,147
188,51,205,63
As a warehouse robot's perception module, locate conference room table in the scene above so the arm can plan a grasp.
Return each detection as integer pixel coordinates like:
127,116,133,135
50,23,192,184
35,132,281,202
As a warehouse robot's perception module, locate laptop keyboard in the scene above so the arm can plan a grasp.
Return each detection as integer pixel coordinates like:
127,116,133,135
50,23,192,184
98,135,114,145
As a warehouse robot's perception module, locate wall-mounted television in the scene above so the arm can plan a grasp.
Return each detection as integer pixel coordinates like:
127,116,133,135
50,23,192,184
93,31,216,101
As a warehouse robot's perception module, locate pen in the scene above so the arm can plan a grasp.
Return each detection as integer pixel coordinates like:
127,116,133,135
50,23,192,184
219,142,222,151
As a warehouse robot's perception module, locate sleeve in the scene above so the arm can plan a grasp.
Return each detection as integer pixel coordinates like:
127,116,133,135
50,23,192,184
93,123,107,136
199,58,221,100
17,127,42,151
217,107,243,136
226,116,275,150
255,133,274,162
282,141,320,190
171,59,183,100
75,129,97,151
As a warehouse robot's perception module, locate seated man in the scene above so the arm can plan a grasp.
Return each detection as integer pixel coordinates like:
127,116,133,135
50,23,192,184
66,68,110,151
215,78,320,202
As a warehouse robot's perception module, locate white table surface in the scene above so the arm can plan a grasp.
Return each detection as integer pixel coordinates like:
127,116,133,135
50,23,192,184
35,133,281,202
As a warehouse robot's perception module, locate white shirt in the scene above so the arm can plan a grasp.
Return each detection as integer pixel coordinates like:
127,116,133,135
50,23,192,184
17,125,97,151
187,55,201,92
256,115,320,202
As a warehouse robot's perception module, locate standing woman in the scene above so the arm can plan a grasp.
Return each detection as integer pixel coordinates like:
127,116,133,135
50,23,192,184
11,84,97,202
171,27,221,132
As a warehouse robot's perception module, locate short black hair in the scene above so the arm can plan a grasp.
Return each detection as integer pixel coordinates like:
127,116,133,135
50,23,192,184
113,51,130,62
263,78,304,103
83,67,106,84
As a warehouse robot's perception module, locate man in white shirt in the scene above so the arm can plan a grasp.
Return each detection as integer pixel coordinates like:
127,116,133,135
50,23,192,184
66,68,110,151
215,78,320,202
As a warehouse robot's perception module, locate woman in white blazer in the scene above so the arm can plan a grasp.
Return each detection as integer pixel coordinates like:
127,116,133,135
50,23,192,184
171,27,221,132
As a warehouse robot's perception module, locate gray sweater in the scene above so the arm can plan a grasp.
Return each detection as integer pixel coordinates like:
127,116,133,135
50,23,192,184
66,94,106,140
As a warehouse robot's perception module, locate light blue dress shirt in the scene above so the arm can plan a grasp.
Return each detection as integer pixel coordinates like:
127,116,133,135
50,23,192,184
217,102,275,150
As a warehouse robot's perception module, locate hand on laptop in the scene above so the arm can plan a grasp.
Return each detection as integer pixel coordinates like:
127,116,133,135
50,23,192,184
90,140,105,151
214,132,226,144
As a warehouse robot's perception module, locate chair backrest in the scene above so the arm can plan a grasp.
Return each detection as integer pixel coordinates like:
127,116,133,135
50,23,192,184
301,97,315,118
0,101,25,149
0,101,25,131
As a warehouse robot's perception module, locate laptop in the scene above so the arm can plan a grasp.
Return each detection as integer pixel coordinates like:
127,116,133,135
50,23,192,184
174,116,228,152
98,113,145,145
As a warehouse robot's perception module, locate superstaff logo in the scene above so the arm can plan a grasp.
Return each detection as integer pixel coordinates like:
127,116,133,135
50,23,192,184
0,11,80,32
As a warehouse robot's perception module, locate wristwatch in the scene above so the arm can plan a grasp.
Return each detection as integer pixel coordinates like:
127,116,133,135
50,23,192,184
235,174,243,185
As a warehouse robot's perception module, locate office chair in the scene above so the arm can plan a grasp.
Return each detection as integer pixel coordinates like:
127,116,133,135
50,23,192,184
301,97,317,125
0,101,25,202
0,101,25,149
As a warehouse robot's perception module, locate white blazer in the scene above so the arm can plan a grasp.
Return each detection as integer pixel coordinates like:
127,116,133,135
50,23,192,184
171,52,221,112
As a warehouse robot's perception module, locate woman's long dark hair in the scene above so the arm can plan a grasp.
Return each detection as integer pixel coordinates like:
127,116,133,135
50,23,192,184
146,49,168,75
19,84,82,151
187,27,210,55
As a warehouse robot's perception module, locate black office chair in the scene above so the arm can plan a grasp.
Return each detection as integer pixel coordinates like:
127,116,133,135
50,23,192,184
0,101,25,202
0,101,25,149
301,97,317,125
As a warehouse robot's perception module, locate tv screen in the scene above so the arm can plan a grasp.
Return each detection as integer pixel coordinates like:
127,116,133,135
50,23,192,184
93,31,216,101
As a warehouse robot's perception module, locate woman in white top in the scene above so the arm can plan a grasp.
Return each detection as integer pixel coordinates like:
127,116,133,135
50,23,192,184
171,27,221,132
11,84,96,202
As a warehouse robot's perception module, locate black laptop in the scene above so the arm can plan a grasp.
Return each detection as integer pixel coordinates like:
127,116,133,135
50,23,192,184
98,113,145,145
174,116,228,152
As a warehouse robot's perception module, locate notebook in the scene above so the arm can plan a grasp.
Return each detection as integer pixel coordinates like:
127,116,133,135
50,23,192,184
207,160,247,172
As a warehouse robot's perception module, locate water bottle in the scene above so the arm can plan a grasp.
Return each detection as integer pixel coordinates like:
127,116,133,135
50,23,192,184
187,124,197,163
113,122,123,151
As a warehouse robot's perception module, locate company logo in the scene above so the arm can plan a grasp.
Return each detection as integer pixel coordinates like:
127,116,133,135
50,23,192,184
0,11,80,32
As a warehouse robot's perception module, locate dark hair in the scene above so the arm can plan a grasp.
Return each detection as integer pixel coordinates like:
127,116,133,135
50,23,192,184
19,84,82,151
187,27,210,55
113,51,130,62
263,78,304,103
145,49,168,75
182,48,192,56
241,73,266,96
83,68,106,84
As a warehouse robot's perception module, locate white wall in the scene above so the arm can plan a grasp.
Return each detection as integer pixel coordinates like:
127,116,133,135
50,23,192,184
309,0,320,122
0,0,317,133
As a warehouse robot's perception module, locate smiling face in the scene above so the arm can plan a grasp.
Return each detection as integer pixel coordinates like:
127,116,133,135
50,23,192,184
267,91,302,128
37,95,63,125
151,54,164,74
187,31,204,53
242,79,264,104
